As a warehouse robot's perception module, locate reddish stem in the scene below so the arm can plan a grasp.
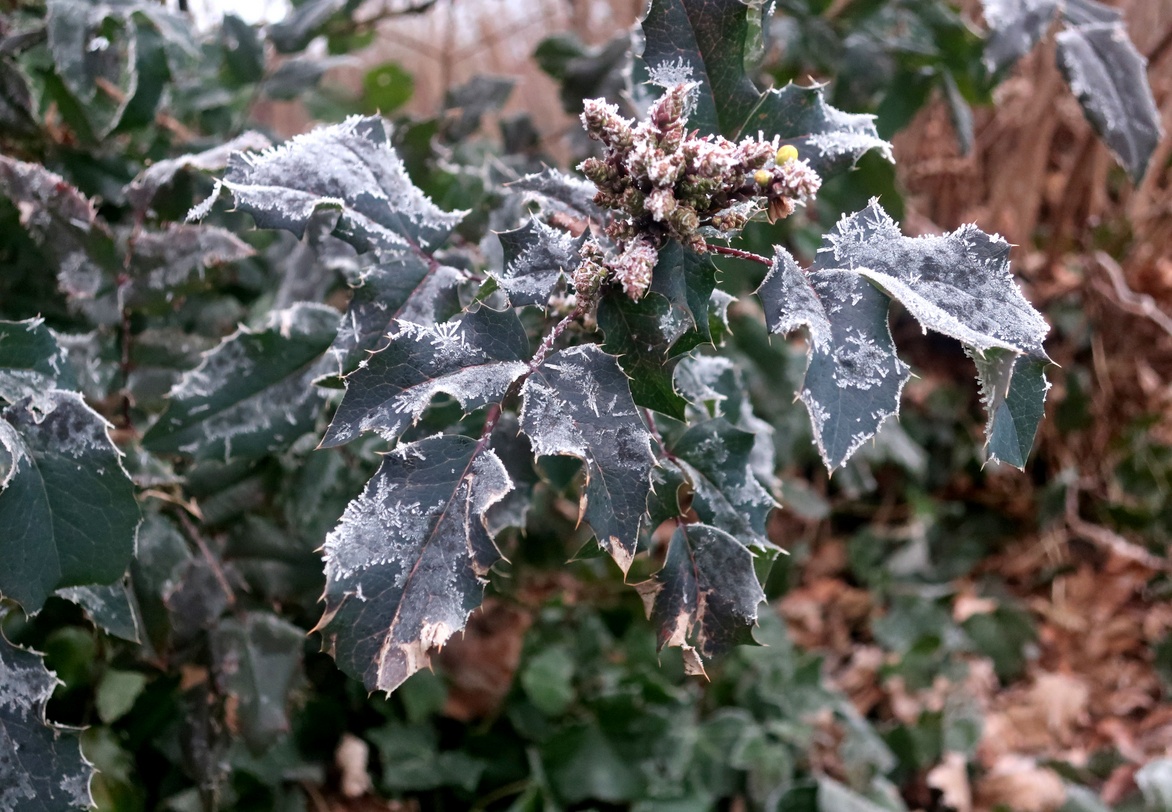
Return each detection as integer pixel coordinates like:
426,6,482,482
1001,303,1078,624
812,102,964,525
706,243,772,266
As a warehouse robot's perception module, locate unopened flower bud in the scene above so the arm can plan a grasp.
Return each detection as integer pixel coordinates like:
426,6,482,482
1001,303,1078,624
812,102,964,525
614,237,658,300
776,144,800,164
753,169,771,186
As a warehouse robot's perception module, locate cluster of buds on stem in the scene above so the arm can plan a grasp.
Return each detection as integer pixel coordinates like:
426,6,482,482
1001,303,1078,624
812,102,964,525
572,83,821,302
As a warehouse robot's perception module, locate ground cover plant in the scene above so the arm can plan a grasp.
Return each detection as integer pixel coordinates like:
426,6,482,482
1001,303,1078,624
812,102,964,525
0,0,1168,810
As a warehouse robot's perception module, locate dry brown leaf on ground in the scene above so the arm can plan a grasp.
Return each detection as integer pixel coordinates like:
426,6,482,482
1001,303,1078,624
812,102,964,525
975,755,1067,812
928,752,973,812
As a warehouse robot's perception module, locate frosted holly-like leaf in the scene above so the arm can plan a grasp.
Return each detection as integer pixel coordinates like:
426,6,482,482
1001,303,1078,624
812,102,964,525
46,0,138,137
0,631,94,811
674,355,775,481
125,131,272,215
670,418,777,549
315,434,512,694
484,414,539,536
981,0,1059,73
494,218,587,307
815,201,1049,356
651,240,718,347
748,84,894,176
508,168,603,221
1055,18,1163,183
757,247,909,471
124,224,255,311
638,0,761,136
143,303,338,461
0,154,117,306
0,319,77,406
972,349,1051,468
321,306,530,448
0,391,140,613
635,523,765,676
330,254,465,369
193,115,466,256
210,612,304,754
519,345,656,573
56,580,145,644
757,248,832,352
598,290,689,420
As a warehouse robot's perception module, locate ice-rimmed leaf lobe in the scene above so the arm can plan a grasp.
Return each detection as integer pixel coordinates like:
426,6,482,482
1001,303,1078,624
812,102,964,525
519,345,656,573
322,306,530,448
494,218,587,308
315,434,512,694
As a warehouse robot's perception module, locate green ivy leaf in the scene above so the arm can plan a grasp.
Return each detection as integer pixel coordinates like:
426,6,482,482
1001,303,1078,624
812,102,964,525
636,523,766,675
143,303,338,461
322,306,530,448
316,434,512,693
520,345,656,573
0,391,140,613
0,631,94,811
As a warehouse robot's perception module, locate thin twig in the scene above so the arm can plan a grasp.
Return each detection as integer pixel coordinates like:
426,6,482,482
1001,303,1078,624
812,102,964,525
1094,251,1172,339
706,243,772,266
1064,481,1169,571
174,509,239,607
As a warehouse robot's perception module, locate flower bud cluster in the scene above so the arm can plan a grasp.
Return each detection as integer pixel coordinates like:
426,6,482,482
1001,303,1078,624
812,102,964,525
572,83,821,301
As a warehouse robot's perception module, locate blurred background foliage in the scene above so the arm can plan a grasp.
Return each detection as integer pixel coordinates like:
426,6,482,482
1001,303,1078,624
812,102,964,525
1,0,1170,810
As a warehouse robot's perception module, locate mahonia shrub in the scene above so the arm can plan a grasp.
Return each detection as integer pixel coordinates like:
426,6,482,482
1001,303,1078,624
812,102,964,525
0,0,1161,807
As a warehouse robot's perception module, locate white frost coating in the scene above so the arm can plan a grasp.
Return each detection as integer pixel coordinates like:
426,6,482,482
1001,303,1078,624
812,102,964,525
518,379,588,458
469,451,514,516
185,180,223,222
674,355,733,411
499,220,577,300
170,323,256,401
648,57,695,88
0,657,56,715
982,0,1051,29
832,329,893,390
806,131,894,164
389,361,529,424
0,420,29,492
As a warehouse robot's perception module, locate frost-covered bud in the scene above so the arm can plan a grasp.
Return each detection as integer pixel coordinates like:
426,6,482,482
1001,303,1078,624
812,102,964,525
776,144,799,164
614,237,658,300
580,156,615,187
572,239,611,301
736,138,775,170
710,209,748,232
668,204,699,235
775,158,821,201
619,186,645,215
581,99,634,147
647,187,677,222
766,196,795,224
647,152,685,187
650,83,693,132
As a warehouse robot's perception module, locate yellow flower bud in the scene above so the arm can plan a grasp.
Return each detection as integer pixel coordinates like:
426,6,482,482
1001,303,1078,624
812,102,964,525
776,144,799,164
753,169,771,186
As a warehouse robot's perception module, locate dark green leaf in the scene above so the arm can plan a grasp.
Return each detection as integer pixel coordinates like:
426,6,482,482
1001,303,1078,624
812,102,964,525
125,131,272,215
0,631,94,811
46,0,138,137
124,224,255,310
0,391,140,613
973,350,1050,468
221,14,265,85
519,345,656,573
330,253,465,368
0,59,38,137
669,418,776,548
598,290,688,420
211,613,304,754
266,0,348,53
195,115,465,256
0,319,77,404
757,247,909,470
495,218,586,307
509,168,603,221
1056,19,1163,183
0,154,118,307
143,303,338,461
636,523,765,675
638,0,761,137
316,434,512,693
322,306,530,448
56,580,144,643
981,0,1059,74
